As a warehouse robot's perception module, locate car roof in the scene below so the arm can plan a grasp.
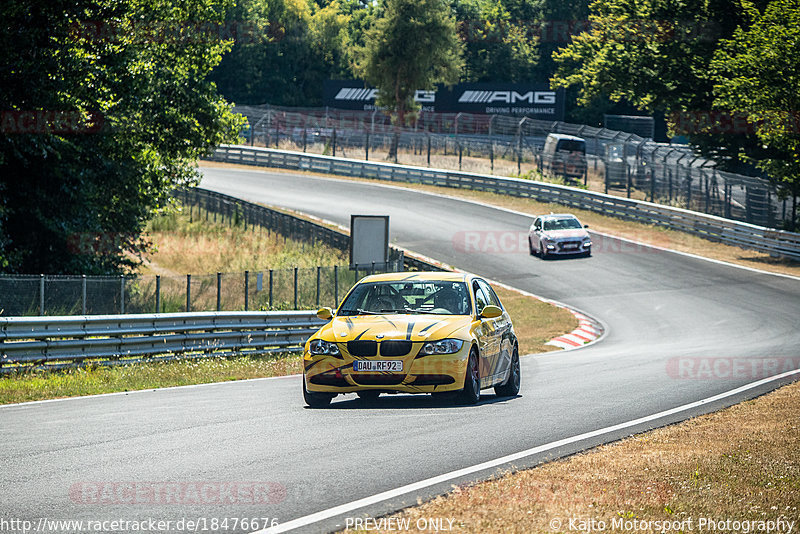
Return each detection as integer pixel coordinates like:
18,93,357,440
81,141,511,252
546,133,585,142
359,271,470,283
539,213,579,220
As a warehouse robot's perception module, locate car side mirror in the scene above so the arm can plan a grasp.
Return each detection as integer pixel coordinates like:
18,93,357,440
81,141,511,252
584,224,589,228
480,305,502,319
316,307,333,320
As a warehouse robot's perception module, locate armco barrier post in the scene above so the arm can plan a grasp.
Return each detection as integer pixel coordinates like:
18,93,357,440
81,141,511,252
39,274,45,316
82,275,87,315
120,275,125,314
186,274,192,312
334,266,339,307
244,270,249,311
316,266,321,307
269,269,273,309
155,275,161,313
293,267,298,309
216,272,222,311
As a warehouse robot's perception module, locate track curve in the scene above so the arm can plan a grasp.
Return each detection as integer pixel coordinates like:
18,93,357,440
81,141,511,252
2,166,798,534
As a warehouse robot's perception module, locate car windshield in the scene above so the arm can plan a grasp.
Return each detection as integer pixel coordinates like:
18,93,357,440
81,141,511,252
556,140,585,153
543,218,583,231
338,280,471,316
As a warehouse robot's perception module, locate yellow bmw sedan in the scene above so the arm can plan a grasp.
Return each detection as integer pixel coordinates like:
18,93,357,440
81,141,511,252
302,271,520,407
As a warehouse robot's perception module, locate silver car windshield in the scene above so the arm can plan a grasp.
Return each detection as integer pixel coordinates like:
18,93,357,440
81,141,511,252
338,281,471,316
544,218,583,231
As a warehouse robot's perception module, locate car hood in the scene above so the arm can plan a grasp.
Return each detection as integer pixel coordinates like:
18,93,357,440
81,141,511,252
543,229,589,239
314,314,473,343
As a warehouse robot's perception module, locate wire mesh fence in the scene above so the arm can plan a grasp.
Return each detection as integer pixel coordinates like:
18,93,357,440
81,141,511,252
233,104,796,229
0,265,402,317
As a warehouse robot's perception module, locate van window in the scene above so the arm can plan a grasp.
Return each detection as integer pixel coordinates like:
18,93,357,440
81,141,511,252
556,139,585,153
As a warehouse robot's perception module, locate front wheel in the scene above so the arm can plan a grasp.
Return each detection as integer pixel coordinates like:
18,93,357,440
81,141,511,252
494,348,520,397
457,349,481,405
303,379,333,408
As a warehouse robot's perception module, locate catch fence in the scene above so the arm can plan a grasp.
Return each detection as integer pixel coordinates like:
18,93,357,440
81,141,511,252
235,104,795,229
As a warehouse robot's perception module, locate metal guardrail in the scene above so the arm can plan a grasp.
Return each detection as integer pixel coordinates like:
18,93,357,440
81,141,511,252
208,145,800,261
0,311,326,373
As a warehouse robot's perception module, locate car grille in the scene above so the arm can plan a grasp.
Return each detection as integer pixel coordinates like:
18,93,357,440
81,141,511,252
380,341,412,357
412,374,455,386
347,340,377,357
309,373,349,387
558,241,582,251
351,374,405,386
347,340,413,357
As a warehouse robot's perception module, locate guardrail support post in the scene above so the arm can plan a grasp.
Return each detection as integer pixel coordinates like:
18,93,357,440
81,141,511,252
365,131,370,161
186,274,192,312
293,267,298,310
40,274,45,316
244,270,249,311
269,269,273,309
81,275,87,315
120,275,125,314
216,272,222,311
156,275,161,313
427,135,431,167
316,266,321,307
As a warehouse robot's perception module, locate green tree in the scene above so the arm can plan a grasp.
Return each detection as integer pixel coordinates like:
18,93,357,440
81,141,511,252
455,0,539,83
354,0,464,126
550,0,773,171
0,0,242,274
712,0,800,229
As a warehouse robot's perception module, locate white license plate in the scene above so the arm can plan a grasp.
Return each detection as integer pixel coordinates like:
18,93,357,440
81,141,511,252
562,243,578,249
353,360,403,372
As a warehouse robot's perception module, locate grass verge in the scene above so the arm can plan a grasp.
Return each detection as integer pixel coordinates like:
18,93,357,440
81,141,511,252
200,160,800,278
344,379,800,533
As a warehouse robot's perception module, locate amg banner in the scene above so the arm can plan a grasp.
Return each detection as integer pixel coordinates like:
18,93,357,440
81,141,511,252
323,80,564,120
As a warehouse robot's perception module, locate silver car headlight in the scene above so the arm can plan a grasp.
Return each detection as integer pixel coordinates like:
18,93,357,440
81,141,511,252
309,339,340,356
420,339,463,355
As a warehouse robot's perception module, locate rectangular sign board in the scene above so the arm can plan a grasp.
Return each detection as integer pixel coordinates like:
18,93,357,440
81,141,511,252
350,215,389,270
324,80,564,120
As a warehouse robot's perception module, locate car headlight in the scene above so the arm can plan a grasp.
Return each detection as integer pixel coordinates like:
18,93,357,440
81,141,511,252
309,339,340,356
420,339,463,355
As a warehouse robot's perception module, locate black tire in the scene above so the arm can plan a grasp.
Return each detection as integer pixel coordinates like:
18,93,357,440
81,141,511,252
457,349,481,405
303,379,333,408
356,390,380,402
494,348,520,397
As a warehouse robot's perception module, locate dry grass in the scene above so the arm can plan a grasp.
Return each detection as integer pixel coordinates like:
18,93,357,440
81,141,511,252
493,286,578,355
343,380,800,533
200,160,800,278
142,209,349,275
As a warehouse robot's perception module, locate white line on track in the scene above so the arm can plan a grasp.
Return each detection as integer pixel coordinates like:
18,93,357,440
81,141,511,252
254,368,800,534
